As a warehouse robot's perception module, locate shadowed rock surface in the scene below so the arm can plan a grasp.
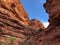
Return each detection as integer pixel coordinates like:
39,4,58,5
32,0,60,45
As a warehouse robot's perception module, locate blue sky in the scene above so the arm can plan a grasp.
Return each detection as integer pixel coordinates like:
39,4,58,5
20,0,49,27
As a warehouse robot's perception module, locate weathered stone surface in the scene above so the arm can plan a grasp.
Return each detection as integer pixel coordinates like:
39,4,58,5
0,0,31,39
0,0,32,45
0,0,30,26
32,0,60,45
0,0,45,45
44,0,60,27
1,0,60,45
30,19,45,30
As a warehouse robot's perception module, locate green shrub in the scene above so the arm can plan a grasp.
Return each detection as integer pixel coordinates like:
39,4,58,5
0,42,3,45
4,36,16,45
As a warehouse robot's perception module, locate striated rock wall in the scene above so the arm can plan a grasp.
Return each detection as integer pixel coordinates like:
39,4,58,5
0,0,45,45
0,0,33,44
0,0,60,45
0,0,30,26
30,19,45,30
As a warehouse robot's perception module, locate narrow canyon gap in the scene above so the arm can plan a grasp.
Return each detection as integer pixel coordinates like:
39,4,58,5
21,0,49,28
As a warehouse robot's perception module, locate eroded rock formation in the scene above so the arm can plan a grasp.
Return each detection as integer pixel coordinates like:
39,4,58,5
0,0,32,44
31,0,60,45
0,0,30,25
30,19,45,30
0,0,60,45
0,0,45,45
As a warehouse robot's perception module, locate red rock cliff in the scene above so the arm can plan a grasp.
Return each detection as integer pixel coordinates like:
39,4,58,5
0,0,31,44
0,0,30,25
1,0,60,45
0,0,45,45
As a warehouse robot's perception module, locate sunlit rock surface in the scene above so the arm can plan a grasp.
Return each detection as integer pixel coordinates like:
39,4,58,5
0,0,45,45
0,0,30,25
30,19,45,30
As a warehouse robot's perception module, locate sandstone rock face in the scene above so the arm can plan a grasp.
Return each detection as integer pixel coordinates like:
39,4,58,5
0,0,30,26
32,0,60,45
0,0,60,45
44,0,60,27
30,19,45,30
0,0,32,44
0,0,45,45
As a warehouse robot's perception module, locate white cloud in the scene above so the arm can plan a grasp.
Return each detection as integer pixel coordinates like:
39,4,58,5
43,22,49,28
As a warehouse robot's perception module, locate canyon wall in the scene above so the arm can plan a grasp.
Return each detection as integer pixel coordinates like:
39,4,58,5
32,0,60,45
0,0,45,45
0,0,60,45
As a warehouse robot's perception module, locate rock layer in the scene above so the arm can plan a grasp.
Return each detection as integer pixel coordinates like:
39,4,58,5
0,0,33,44
0,0,60,45
0,0,30,26
0,0,30,39
0,0,45,45
30,19,45,30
